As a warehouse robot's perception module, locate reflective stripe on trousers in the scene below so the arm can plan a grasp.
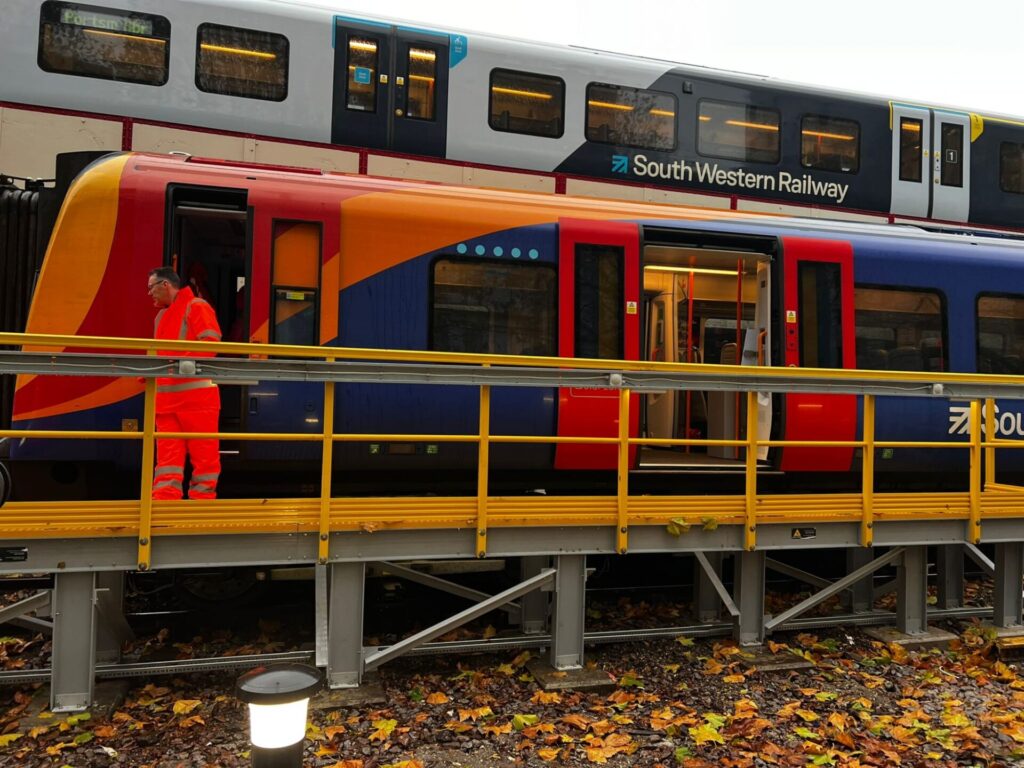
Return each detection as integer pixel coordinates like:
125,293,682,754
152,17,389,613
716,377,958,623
154,409,221,500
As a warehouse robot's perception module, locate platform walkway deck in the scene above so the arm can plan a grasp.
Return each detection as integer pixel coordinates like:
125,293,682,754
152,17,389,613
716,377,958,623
1,332,1022,710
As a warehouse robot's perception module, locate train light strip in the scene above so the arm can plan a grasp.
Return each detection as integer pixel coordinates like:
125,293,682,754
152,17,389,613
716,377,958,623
802,130,856,141
724,119,779,132
589,101,675,118
200,43,277,60
902,122,922,132
82,28,165,45
408,48,436,61
349,39,378,52
645,265,741,276
492,86,554,100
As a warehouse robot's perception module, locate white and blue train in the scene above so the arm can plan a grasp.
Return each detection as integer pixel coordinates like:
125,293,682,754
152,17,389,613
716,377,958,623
2,0,1024,228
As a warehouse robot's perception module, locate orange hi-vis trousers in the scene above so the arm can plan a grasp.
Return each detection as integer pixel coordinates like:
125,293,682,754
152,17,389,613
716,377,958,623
153,409,221,500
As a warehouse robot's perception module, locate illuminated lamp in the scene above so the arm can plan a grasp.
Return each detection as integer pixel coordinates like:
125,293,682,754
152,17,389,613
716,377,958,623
236,663,322,767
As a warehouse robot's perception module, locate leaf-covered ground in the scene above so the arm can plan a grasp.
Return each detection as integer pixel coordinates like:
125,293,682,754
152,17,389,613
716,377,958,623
1,621,1023,768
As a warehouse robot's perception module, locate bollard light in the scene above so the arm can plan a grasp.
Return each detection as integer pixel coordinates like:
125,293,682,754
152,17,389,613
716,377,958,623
236,663,322,768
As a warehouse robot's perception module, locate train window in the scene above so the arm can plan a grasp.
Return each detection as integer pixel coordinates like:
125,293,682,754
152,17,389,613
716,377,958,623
37,1,170,86
585,83,677,151
489,69,565,138
854,287,945,372
575,244,623,359
406,46,437,121
346,36,379,112
798,263,843,368
899,118,923,182
940,123,964,187
1000,143,1024,194
698,100,780,164
977,295,1024,374
271,221,320,346
196,23,288,101
432,260,556,356
801,115,859,173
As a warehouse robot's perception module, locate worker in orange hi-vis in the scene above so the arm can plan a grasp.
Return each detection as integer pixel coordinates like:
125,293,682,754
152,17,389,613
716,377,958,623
146,267,222,500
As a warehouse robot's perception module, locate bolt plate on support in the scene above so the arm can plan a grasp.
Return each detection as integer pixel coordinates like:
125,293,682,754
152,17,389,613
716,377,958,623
526,660,616,692
738,647,815,673
863,625,958,651
310,677,386,710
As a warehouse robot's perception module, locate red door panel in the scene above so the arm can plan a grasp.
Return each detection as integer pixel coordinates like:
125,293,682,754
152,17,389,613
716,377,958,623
778,236,857,472
555,219,640,470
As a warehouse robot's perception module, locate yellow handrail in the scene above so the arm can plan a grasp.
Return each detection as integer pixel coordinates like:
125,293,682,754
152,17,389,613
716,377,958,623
861,394,875,547
2,331,1021,552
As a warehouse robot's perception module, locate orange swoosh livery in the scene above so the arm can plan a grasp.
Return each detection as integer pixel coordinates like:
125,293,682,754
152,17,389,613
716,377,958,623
13,152,750,423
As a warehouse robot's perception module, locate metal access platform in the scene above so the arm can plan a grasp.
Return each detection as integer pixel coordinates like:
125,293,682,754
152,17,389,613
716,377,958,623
1,332,1023,711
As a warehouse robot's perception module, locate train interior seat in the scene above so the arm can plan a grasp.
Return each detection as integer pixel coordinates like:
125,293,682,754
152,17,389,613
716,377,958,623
887,346,924,371
920,337,944,371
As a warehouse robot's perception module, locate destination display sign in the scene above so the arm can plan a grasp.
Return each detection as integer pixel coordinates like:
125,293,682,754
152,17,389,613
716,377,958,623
60,7,154,37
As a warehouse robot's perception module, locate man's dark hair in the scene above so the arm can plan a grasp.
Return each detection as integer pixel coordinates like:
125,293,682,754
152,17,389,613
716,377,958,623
148,266,181,288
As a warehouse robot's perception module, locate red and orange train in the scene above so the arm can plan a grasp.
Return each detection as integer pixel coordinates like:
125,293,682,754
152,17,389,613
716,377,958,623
7,151,1024,497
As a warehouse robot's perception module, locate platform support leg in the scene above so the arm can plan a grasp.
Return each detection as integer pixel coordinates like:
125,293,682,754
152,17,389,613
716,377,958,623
95,571,132,663
936,545,965,610
51,571,97,712
693,552,725,623
993,542,1024,629
843,548,875,613
896,546,928,635
326,562,365,688
519,556,549,634
734,550,765,646
550,555,586,670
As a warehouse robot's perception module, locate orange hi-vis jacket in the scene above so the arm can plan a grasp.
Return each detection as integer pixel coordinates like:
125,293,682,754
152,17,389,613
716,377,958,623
154,286,222,413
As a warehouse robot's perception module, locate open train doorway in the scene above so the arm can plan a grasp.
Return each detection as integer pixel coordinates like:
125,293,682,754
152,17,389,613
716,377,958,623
640,230,774,470
165,185,250,455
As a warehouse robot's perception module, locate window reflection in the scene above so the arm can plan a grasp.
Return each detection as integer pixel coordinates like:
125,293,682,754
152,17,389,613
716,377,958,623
586,83,676,151
347,37,378,112
698,100,779,164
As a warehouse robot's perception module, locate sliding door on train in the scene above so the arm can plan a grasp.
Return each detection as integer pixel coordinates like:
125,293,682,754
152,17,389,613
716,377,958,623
165,187,251,459
889,105,970,222
331,20,449,157
777,237,856,472
640,241,772,469
554,219,640,470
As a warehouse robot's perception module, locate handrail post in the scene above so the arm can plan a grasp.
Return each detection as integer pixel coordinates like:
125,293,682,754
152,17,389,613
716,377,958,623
476,384,490,558
985,397,996,488
969,399,982,544
616,388,630,555
744,390,758,551
137,374,157,571
861,394,875,547
318,373,336,565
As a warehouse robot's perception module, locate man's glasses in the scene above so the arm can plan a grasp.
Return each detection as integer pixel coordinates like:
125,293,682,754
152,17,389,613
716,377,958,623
147,280,167,294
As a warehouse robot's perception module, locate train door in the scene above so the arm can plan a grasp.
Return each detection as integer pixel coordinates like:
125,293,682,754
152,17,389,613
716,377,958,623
890,105,971,222
554,219,640,470
777,237,857,472
930,111,970,222
640,237,772,469
244,220,324,463
331,20,449,157
166,186,251,456
890,104,931,219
